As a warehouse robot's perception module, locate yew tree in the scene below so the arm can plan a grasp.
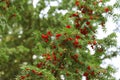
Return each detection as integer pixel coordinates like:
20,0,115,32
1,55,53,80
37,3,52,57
0,0,120,80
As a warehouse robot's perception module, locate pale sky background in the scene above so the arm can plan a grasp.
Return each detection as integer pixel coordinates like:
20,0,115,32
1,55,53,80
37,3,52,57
33,0,120,80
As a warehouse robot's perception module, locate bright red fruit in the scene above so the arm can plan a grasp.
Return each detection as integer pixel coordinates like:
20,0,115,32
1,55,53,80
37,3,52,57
87,66,91,70
75,0,79,6
56,34,62,39
67,37,73,41
73,38,79,45
20,76,25,80
41,34,48,39
37,62,43,68
47,31,52,36
60,53,63,56
75,23,80,28
32,70,36,74
81,10,86,13
72,13,78,17
86,21,90,25
45,39,48,43
90,16,93,20
80,27,88,35
76,35,81,39
46,55,51,60
74,54,79,59
52,45,56,49
93,40,97,45
91,71,95,76
52,53,57,61
83,72,89,76
66,25,71,28
104,7,109,13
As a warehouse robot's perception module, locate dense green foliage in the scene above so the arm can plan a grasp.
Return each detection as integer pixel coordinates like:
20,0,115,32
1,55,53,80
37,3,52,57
0,0,120,80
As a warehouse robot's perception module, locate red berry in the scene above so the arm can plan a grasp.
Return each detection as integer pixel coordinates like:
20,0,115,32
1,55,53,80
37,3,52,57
41,34,48,39
37,62,43,68
87,66,91,70
76,35,81,39
37,72,43,76
46,55,51,60
72,13,78,17
60,53,63,56
93,40,97,45
45,39,49,43
47,31,52,36
66,72,70,76
75,0,79,6
73,38,79,45
86,21,90,25
83,72,89,76
91,71,95,76
78,45,82,48
88,10,93,15
52,61,57,65
80,27,88,35
74,54,79,59
52,53,57,61
20,76,25,80
75,69,79,73
104,7,109,13
75,23,80,28
52,45,56,49
56,34,62,39
67,37,73,41
90,16,93,20
32,70,36,74
82,10,86,13
66,25,71,28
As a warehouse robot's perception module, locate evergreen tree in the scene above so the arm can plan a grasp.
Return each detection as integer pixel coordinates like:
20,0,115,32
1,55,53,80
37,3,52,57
0,0,120,80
